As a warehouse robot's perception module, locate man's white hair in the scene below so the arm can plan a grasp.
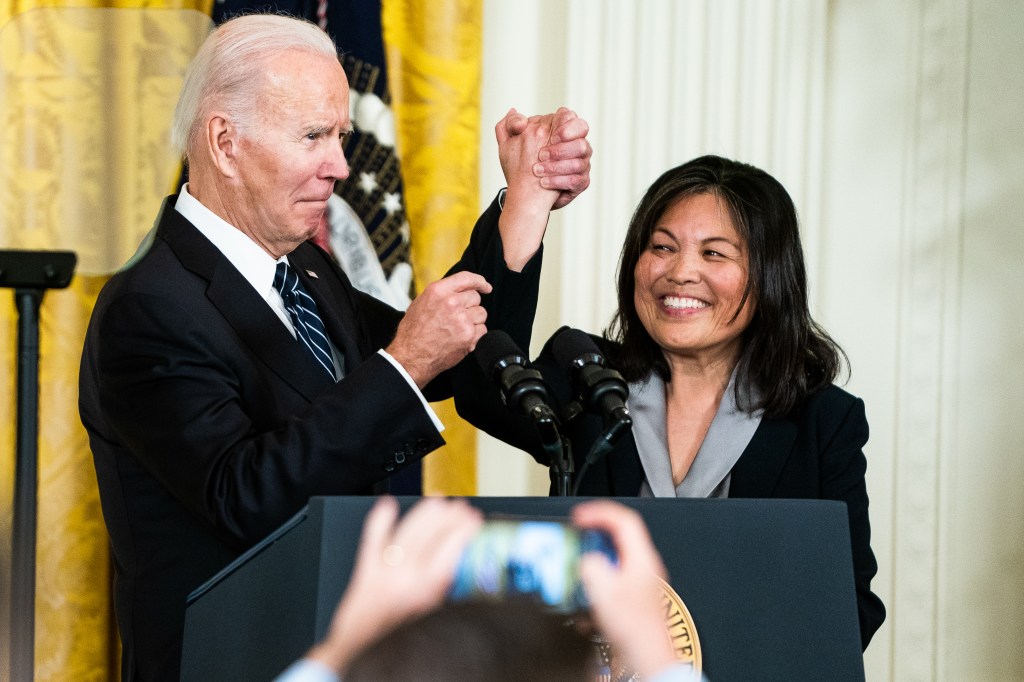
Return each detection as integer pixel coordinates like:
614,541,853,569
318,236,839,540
171,14,339,160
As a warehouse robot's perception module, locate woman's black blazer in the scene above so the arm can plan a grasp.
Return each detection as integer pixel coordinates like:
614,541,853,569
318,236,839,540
458,333,886,649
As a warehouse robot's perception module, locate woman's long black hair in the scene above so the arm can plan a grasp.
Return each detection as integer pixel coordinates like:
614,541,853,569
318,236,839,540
607,155,847,418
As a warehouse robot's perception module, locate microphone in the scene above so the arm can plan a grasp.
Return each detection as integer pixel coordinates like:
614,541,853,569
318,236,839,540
475,331,568,494
551,327,632,495
475,330,558,430
551,327,632,432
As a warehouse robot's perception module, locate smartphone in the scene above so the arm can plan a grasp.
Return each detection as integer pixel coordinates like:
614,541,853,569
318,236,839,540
448,517,618,613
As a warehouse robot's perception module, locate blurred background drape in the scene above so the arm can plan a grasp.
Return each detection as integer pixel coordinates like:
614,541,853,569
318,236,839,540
0,1,482,679
382,0,481,496
0,4,212,680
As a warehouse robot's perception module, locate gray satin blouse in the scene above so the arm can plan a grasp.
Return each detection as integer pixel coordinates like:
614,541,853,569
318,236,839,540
631,366,763,499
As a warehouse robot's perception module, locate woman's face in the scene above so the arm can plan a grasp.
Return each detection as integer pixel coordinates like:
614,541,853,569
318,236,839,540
633,192,756,367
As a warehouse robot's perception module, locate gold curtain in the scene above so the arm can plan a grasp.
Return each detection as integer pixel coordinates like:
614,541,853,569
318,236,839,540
382,0,482,497
0,1,480,677
0,3,211,680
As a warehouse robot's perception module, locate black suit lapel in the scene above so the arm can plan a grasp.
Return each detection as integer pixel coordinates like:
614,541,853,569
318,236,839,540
287,244,364,371
207,266,336,394
728,417,798,498
158,204,334,400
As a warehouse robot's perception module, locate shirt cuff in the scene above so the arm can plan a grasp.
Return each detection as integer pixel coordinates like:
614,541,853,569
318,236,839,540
272,658,339,682
377,349,445,433
497,187,507,210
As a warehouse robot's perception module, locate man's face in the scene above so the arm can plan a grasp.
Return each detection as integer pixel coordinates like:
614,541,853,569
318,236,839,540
229,49,351,257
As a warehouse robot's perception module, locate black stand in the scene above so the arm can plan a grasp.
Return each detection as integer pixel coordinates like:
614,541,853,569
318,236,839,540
540,427,572,497
1,249,76,682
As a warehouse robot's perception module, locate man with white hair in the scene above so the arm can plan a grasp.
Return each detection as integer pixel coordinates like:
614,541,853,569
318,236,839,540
79,14,591,681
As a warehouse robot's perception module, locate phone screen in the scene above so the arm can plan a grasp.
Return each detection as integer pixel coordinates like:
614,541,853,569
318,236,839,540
449,518,617,613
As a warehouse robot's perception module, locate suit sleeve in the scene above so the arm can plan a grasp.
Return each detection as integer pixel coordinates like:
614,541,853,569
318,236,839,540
421,192,544,403
90,290,443,548
452,326,575,466
446,193,542,351
818,397,886,649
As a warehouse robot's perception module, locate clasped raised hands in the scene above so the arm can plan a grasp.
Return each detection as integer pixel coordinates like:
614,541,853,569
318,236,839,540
498,106,592,211
494,106,592,271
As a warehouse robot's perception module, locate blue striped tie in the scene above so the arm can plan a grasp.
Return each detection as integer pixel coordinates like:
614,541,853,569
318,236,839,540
273,261,336,380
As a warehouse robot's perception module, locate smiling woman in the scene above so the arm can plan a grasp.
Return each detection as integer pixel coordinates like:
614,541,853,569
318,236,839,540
461,154,886,650
610,156,840,415
631,192,755,379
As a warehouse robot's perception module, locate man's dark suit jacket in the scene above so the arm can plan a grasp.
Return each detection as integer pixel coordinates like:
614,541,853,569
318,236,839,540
79,193,539,681
457,332,886,649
